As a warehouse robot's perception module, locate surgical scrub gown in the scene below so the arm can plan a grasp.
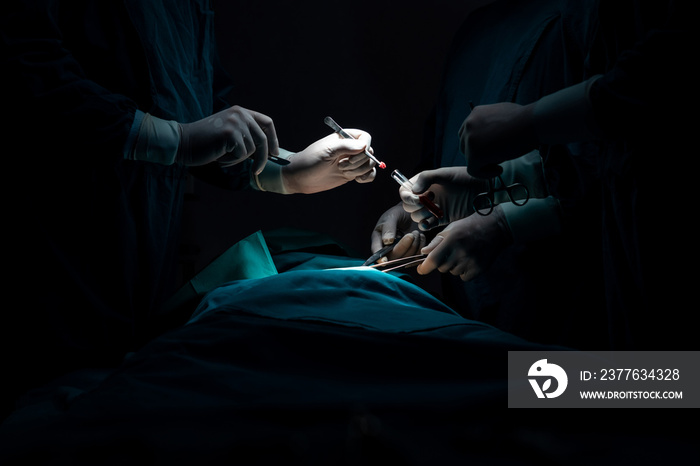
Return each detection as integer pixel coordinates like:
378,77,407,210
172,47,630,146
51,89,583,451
2,0,250,411
423,0,608,350
423,0,695,351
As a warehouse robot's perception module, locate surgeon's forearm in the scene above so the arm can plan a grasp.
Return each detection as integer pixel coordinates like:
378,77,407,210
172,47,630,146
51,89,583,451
532,75,604,145
500,196,562,244
124,112,296,189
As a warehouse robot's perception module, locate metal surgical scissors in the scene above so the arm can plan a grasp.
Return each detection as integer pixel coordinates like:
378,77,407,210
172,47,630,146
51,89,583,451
368,254,427,273
472,175,529,216
363,233,404,266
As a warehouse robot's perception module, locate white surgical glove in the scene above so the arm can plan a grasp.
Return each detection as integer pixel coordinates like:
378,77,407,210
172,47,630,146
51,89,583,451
254,129,376,195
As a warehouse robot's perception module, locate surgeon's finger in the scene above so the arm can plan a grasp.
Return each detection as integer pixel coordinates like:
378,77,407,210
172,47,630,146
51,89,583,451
449,260,469,278
340,147,376,169
354,166,377,183
340,152,374,171
218,132,248,167
373,213,401,248
436,252,458,274
400,189,423,214
409,206,432,227
391,231,424,259
461,268,479,282
251,110,279,156
340,153,374,169
340,157,376,182
459,256,482,282
370,225,399,264
243,119,270,175
370,229,387,256
390,233,413,258
416,235,446,275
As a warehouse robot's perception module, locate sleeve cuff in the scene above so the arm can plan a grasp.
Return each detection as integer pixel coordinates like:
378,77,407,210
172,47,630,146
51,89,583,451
123,109,145,159
250,148,294,194
533,75,604,144
125,112,180,165
500,196,561,243
494,150,548,204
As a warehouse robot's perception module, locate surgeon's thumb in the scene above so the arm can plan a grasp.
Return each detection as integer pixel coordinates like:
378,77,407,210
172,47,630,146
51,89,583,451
416,235,444,275
411,171,439,194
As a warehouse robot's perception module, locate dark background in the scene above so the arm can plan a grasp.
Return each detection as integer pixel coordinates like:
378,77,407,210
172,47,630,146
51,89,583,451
182,0,494,279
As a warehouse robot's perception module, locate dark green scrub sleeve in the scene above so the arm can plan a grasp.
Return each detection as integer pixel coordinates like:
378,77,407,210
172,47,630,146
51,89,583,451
1,1,140,163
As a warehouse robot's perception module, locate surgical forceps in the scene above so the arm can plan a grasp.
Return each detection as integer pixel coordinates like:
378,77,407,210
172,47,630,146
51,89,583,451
472,175,529,216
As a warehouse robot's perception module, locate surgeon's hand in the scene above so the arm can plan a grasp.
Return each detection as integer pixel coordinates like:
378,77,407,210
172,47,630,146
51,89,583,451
370,203,425,263
177,105,279,173
281,129,376,194
417,206,512,281
400,167,488,231
459,102,538,179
